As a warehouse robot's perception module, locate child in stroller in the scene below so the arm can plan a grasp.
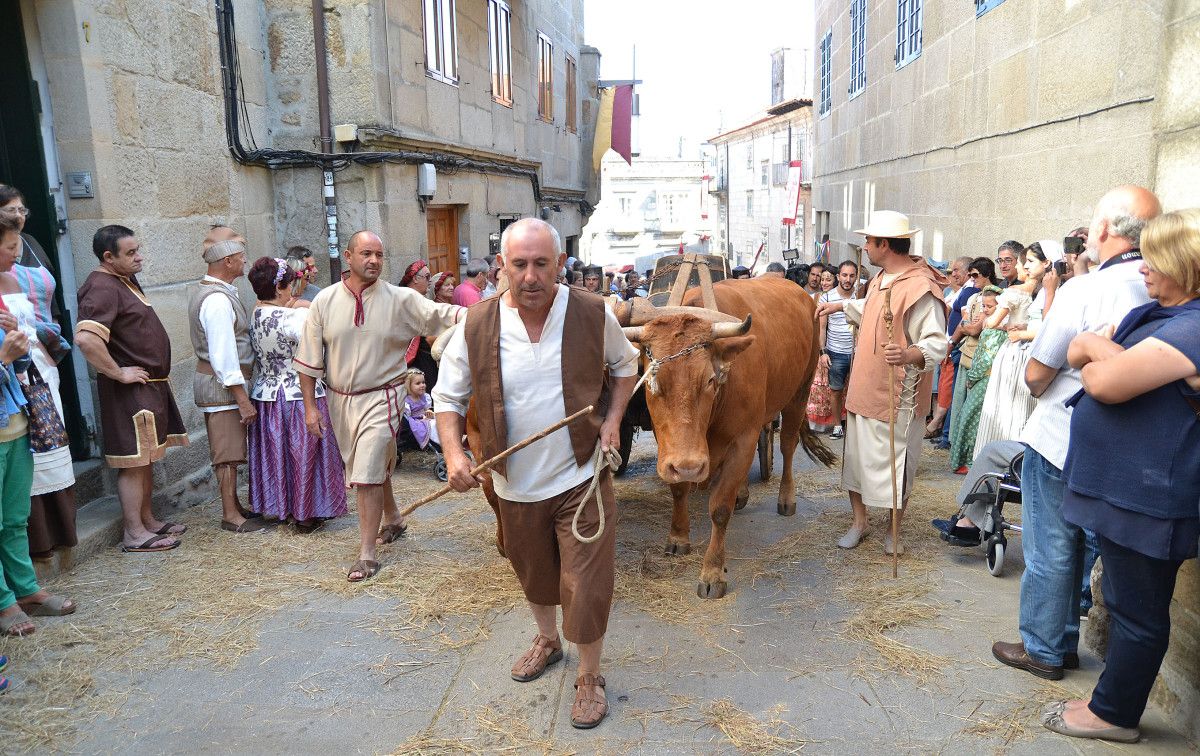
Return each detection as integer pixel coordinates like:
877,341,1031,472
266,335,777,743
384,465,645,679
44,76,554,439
396,368,447,481
932,439,1024,575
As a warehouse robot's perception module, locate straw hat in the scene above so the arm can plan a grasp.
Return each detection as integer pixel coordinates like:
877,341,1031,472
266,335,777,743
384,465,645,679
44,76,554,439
853,210,920,239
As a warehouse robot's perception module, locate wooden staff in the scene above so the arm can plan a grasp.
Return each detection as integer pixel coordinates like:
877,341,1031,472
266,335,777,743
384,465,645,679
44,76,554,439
399,404,595,517
883,287,899,579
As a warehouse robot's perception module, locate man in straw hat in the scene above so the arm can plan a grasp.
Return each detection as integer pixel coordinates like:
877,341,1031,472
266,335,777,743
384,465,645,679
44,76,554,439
295,230,463,583
433,217,638,729
816,211,948,555
190,225,261,534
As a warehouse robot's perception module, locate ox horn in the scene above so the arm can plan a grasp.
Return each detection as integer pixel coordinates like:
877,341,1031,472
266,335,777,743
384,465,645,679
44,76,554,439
622,326,644,343
430,322,460,361
628,304,745,327
710,314,752,340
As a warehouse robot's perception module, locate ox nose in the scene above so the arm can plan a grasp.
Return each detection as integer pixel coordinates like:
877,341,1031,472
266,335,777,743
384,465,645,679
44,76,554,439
663,456,709,483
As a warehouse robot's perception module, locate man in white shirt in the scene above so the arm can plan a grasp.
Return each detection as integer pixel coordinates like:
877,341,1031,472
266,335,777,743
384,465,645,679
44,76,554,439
992,185,1160,683
188,227,262,533
818,260,860,439
435,218,638,730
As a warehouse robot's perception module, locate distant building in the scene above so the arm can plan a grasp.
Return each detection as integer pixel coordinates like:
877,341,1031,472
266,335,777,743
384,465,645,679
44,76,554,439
582,153,718,271
706,48,815,272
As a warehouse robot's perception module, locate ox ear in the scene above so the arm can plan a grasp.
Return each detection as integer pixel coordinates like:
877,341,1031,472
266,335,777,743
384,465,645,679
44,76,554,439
714,334,754,362
712,335,755,383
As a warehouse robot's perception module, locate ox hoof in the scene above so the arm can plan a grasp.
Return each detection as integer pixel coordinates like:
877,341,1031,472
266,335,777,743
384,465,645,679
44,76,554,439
696,579,728,600
735,493,749,511
777,501,796,516
664,541,691,556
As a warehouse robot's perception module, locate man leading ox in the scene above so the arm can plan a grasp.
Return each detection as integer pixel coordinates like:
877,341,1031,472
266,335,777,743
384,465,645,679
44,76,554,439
434,218,638,729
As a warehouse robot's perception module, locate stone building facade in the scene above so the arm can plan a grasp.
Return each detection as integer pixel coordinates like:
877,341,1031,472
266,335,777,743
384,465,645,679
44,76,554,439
811,0,1199,737
3,0,599,504
708,103,815,271
580,153,718,271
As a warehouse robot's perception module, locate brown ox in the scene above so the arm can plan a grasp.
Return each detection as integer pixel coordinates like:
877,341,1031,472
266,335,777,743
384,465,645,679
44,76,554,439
623,277,836,598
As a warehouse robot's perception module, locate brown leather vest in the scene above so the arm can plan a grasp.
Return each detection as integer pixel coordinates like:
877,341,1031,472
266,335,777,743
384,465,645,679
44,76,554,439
464,287,607,476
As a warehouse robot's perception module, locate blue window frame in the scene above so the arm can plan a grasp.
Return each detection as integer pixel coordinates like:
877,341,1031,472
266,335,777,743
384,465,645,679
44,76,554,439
896,0,922,68
976,0,1006,17
819,30,832,116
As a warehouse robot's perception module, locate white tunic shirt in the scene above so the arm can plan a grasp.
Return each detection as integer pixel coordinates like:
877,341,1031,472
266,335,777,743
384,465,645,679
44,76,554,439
434,285,639,502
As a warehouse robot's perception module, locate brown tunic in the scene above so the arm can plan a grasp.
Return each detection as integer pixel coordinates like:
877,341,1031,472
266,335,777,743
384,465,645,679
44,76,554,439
76,270,188,468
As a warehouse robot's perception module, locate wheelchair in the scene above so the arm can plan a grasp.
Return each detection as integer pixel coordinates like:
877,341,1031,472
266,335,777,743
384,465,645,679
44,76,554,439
934,451,1024,577
395,420,448,482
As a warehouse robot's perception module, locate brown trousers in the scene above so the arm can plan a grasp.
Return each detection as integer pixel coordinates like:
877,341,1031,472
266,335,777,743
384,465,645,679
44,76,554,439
498,473,617,645
204,409,247,466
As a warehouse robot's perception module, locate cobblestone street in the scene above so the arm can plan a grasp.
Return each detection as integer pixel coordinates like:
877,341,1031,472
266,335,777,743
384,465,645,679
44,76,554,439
0,435,1194,754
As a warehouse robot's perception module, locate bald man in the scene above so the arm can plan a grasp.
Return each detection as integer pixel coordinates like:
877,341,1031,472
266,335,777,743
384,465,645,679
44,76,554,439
992,185,1161,682
295,231,463,582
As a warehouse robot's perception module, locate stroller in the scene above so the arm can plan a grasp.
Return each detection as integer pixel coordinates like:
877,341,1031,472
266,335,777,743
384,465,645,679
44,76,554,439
396,415,448,482
933,450,1024,576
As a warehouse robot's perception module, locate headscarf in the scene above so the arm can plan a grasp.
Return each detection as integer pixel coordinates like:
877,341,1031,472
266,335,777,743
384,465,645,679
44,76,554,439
203,239,244,264
428,272,454,301
399,259,428,287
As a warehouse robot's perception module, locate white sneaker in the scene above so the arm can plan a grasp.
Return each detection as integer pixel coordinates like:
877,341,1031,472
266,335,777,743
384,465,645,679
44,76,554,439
837,524,871,549
830,426,844,439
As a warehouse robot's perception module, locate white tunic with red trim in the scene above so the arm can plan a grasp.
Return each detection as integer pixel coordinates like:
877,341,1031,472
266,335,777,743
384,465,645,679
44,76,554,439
294,278,462,486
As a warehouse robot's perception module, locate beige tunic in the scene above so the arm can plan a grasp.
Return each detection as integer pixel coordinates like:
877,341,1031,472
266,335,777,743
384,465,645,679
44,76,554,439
841,279,948,509
294,279,462,485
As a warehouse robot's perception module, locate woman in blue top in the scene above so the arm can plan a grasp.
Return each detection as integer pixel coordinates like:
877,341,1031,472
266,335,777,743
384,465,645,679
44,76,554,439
1043,209,1200,744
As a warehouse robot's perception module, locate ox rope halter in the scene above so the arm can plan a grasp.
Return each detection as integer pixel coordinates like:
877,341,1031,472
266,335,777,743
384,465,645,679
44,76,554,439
642,342,711,395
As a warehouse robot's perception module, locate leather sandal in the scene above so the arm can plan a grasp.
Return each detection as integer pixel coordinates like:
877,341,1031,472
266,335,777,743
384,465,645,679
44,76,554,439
571,673,608,729
510,634,563,682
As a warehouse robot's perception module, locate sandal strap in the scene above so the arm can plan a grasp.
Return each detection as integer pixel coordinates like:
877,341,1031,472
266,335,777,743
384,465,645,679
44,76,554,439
574,673,605,689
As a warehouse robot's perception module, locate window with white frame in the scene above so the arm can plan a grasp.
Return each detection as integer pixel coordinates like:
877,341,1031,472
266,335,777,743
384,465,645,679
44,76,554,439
760,160,769,188
616,194,634,216
849,0,866,98
537,32,553,122
745,145,753,170
423,0,458,84
896,0,922,68
819,30,832,116
745,191,754,216
487,0,512,105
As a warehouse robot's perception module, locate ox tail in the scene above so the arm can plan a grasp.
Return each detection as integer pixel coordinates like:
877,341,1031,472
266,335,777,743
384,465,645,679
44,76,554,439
798,419,838,468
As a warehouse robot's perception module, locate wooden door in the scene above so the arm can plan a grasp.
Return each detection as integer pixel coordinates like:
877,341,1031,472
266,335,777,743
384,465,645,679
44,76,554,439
426,206,459,279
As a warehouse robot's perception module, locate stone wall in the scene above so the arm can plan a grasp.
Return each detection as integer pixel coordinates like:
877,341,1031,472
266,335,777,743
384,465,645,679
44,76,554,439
812,0,1167,264
1147,0,1200,741
31,0,277,500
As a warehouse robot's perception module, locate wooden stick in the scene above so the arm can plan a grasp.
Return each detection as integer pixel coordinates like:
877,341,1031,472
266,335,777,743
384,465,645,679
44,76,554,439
399,404,595,517
884,288,899,579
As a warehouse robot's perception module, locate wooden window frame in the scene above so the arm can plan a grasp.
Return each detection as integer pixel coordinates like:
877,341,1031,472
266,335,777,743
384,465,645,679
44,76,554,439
487,0,512,106
537,32,554,123
896,0,923,69
849,0,866,99
422,0,459,85
565,54,578,133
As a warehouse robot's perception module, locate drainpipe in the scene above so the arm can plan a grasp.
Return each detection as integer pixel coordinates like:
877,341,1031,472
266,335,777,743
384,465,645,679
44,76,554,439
312,0,342,282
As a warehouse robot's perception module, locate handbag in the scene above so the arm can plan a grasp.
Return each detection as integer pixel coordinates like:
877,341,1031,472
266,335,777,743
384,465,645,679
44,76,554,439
21,363,69,453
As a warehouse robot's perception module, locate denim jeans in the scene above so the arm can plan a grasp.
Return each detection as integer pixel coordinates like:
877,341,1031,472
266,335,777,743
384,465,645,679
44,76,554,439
1018,445,1084,666
939,349,961,448
1080,529,1101,615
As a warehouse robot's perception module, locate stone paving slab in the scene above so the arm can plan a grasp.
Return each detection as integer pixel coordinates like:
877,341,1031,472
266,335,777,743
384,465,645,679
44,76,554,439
1,436,1195,754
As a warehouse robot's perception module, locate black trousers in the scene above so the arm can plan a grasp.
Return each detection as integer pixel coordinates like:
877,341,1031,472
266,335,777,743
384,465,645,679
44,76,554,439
1088,535,1186,728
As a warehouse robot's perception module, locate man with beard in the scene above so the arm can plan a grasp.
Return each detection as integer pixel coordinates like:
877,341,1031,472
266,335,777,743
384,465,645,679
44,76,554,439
295,231,463,582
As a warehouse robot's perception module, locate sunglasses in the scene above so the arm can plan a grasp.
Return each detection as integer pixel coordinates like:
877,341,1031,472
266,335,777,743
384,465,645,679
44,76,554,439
968,271,983,278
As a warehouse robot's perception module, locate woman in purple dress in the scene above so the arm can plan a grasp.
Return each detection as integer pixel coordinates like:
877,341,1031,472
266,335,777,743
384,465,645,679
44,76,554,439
247,258,346,531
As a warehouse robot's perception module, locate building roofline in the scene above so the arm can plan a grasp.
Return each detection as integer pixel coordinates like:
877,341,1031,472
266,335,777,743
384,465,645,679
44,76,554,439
705,98,814,143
